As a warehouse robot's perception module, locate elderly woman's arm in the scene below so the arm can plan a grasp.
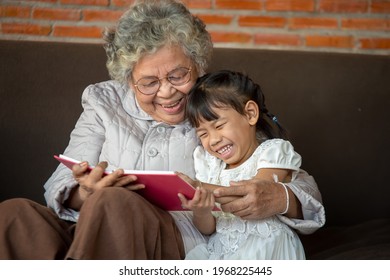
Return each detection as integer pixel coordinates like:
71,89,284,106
213,169,325,234
44,83,139,219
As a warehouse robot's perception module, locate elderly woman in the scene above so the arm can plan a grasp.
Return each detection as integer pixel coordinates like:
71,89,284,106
0,0,325,259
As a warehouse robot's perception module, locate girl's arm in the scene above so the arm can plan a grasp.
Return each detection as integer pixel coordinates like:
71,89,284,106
255,168,291,183
178,185,216,235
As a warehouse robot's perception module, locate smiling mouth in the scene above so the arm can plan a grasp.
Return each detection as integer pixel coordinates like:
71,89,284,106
160,98,183,109
217,144,232,155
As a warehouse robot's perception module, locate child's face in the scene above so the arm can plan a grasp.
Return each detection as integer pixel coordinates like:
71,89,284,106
196,105,259,169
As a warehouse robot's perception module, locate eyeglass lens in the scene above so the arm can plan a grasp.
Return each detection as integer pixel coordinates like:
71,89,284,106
135,67,191,95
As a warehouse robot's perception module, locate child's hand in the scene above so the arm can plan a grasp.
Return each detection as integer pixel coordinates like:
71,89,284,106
178,186,215,215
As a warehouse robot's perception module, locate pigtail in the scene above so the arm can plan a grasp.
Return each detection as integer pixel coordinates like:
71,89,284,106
253,83,288,140
265,111,288,140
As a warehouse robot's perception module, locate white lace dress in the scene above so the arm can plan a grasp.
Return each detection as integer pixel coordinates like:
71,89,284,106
185,139,306,260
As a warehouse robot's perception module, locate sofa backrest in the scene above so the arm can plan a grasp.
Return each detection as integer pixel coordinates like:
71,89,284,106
208,48,390,226
0,40,109,206
1,40,389,226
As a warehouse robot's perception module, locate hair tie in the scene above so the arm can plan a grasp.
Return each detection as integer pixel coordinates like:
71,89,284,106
263,109,278,124
267,112,278,123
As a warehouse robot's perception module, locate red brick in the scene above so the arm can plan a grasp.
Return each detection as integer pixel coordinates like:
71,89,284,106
33,8,81,21
265,0,314,12
1,6,31,18
215,0,263,10
1,23,51,35
183,0,212,9
210,31,252,43
111,0,135,7
60,0,109,6
290,17,338,29
83,10,123,22
306,35,354,48
371,1,390,13
239,16,286,28
197,14,234,25
360,38,390,49
342,18,390,31
53,25,103,38
254,33,301,46
36,0,58,3
319,0,368,13
1,0,388,55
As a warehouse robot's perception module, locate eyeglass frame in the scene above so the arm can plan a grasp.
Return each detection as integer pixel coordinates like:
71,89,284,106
133,66,192,95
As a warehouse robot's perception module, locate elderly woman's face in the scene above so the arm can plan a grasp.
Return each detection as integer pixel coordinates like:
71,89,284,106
131,45,198,125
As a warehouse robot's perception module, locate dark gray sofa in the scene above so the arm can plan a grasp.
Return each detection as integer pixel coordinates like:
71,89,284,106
1,40,389,259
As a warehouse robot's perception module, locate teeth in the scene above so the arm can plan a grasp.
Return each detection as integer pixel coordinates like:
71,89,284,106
217,145,232,154
162,99,181,108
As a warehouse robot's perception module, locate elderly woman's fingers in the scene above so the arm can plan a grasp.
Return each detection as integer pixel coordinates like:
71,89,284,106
71,161,90,179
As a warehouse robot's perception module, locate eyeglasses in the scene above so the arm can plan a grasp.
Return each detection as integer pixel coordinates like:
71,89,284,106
134,67,192,95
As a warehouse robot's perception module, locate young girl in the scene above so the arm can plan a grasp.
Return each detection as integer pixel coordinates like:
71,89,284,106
178,70,305,260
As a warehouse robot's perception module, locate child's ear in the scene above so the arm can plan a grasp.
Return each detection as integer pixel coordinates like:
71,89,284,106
244,100,259,125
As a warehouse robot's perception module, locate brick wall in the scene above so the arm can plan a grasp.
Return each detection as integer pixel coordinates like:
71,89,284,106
1,0,389,55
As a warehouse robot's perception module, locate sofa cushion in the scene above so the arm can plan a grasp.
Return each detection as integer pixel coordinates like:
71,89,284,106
300,218,390,259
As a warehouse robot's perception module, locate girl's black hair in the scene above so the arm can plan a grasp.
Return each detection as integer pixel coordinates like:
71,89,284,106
186,70,288,140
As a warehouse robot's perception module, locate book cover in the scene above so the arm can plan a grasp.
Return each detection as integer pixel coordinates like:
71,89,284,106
54,154,196,211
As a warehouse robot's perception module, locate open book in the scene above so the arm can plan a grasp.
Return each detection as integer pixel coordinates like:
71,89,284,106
54,154,196,211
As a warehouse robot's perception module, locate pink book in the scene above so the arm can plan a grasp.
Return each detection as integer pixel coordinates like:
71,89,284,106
54,154,197,211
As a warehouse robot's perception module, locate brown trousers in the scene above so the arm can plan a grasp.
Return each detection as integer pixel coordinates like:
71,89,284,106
0,187,185,260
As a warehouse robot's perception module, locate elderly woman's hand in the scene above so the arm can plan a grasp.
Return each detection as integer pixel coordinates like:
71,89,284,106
213,178,303,220
66,161,144,210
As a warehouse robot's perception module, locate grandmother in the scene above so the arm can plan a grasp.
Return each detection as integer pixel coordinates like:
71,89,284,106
0,0,325,259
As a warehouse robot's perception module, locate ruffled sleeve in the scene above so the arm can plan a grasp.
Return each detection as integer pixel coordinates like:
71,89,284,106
256,139,302,174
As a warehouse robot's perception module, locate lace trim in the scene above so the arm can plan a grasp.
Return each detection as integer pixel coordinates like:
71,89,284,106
207,215,286,258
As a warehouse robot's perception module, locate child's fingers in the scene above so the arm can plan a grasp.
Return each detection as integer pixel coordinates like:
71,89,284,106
177,193,188,203
192,187,202,201
178,193,190,209
201,188,216,208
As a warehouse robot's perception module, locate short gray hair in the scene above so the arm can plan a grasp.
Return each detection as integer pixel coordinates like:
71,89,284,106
103,0,213,84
